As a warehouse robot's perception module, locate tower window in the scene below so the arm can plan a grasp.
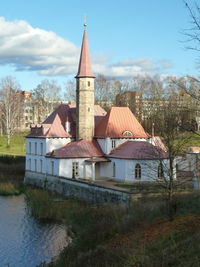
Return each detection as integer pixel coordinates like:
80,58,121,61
88,81,90,86
135,164,141,179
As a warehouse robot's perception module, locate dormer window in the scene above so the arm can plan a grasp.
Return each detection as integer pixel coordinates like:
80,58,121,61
123,131,133,137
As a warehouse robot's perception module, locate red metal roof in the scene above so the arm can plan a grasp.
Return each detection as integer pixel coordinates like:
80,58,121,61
27,104,106,138
75,27,94,78
109,141,168,159
95,107,149,138
47,139,104,158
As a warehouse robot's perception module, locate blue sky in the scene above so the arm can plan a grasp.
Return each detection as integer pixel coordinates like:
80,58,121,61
0,0,198,91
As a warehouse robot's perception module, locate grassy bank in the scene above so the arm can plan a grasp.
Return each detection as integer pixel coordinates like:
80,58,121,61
0,155,25,195
25,188,200,267
0,133,27,155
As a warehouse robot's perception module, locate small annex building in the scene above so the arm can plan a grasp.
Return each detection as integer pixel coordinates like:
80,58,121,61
25,24,169,183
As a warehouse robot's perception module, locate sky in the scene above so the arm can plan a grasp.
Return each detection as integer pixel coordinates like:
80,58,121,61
0,0,198,91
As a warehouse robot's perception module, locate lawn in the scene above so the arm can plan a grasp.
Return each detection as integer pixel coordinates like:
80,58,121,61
174,131,200,153
0,133,27,155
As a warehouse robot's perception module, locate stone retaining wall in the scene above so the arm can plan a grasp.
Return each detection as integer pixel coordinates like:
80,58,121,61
24,171,132,207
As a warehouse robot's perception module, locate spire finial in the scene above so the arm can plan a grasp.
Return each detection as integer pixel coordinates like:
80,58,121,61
84,15,87,29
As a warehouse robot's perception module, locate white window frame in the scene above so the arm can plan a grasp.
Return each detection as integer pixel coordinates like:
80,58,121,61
40,143,43,155
111,139,116,149
35,142,37,155
40,159,43,173
135,164,141,180
113,162,116,177
72,162,79,178
51,161,54,175
29,142,31,154
34,159,37,172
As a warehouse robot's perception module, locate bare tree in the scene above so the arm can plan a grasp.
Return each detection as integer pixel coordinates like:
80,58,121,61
32,79,61,124
182,1,200,52
148,102,194,220
0,76,22,147
64,79,76,103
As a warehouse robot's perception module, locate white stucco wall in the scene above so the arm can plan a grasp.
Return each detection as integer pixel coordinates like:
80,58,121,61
97,137,147,155
99,161,112,178
25,155,46,174
46,158,59,176
45,158,93,179
25,138,47,173
25,137,71,174
46,138,71,153
100,158,170,182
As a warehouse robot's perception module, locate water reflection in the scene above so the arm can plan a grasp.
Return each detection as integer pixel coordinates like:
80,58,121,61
0,195,67,267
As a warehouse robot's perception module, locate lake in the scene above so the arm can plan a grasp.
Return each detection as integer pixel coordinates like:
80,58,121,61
0,195,67,267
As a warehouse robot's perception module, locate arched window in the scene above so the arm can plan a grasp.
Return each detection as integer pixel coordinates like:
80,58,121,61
158,163,164,179
123,131,133,137
135,164,141,179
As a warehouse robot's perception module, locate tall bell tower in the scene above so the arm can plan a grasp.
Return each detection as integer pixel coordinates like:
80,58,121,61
75,24,95,140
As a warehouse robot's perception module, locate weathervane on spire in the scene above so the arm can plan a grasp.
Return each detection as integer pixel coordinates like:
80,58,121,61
84,15,87,28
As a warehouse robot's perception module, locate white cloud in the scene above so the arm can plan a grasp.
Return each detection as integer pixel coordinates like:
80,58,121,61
0,17,173,78
95,58,173,78
0,17,79,75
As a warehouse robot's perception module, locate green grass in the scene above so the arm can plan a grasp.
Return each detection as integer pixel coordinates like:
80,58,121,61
0,133,27,155
0,182,23,196
26,189,200,267
173,131,200,153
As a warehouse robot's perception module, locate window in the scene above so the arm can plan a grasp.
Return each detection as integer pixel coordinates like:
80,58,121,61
158,163,164,179
112,140,116,149
34,159,37,172
123,131,133,137
113,162,116,177
40,159,43,173
35,142,37,155
28,158,31,170
88,81,90,86
135,164,141,179
29,142,31,154
40,143,43,155
51,161,54,175
72,162,79,178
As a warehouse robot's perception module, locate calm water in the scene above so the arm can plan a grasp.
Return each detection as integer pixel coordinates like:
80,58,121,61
0,195,68,267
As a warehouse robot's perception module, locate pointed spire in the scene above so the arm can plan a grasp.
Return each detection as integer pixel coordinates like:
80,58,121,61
75,24,94,78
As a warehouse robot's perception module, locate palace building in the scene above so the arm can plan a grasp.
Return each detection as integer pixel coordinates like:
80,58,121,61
25,25,169,183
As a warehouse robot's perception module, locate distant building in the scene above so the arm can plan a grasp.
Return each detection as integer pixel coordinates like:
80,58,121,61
12,90,68,131
116,90,200,130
